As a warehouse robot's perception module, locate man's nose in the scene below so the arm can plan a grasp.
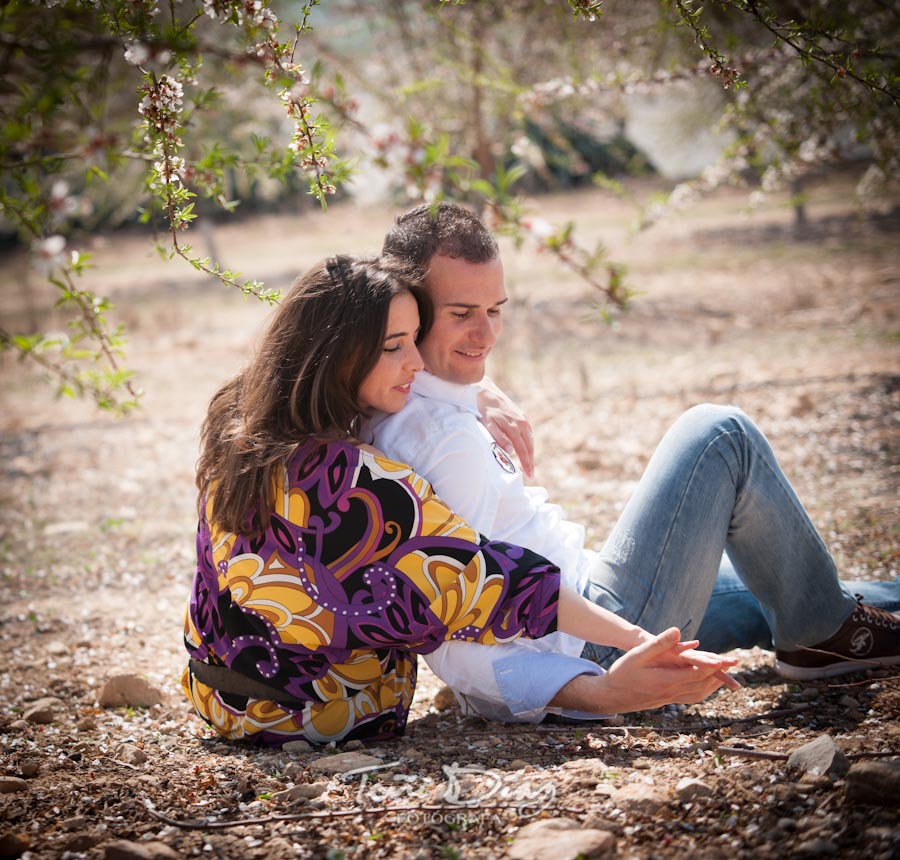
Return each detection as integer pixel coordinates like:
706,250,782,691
469,314,496,346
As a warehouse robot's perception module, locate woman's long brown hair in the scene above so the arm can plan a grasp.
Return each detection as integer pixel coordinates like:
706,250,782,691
196,255,426,536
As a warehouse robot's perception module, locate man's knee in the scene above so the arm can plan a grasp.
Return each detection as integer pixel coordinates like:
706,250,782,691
678,403,749,437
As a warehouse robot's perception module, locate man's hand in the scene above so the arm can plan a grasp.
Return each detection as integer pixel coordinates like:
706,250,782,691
476,377,534,479
584,628,740,713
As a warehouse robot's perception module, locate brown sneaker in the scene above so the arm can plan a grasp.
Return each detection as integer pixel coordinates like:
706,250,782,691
774,596,900,681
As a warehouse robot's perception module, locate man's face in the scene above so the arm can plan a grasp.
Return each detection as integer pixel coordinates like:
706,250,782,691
419,254,507,385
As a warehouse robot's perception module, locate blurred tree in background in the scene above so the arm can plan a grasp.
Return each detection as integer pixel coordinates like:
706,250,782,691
1,0,897,410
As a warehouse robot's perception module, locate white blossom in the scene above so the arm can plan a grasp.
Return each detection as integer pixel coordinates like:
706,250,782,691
33,235,68,272
124,41,150,66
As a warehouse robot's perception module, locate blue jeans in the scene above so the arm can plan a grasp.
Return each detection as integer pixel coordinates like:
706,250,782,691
695,559,900,653
581,404,899,668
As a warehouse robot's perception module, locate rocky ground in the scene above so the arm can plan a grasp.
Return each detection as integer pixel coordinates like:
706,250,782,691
1,180,899,859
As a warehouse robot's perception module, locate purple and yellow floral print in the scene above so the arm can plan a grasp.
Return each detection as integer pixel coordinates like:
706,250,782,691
183,440,560,746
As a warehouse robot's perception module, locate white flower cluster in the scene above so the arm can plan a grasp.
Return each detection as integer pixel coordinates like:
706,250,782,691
124,40,172,69
124,41,150,66
138,75,184,135
200,0,231,20
519,76,599,109
237,0,277,29
280,77,336,195
152,144,185,187
32,235,68,273
48,181,80,224
201,0,276,29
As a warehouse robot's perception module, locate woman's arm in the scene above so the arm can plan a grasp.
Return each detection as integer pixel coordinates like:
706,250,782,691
557,586,652,651
549,628,741,714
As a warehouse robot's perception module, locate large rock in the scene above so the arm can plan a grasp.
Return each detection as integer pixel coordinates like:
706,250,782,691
0,777,29,794
787,735,849,779
508,818,616,860
104,840,180,860
610,783,669,814
844,760,900,807
675,777,714,801
308,751,384,775
99,675,163,709
0,832,30,859
23,696,65,724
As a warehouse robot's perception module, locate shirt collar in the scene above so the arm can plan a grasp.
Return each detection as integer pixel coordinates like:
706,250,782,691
411,371,481,416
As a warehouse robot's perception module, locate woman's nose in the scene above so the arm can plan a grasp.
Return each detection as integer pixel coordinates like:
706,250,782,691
406,344,424,372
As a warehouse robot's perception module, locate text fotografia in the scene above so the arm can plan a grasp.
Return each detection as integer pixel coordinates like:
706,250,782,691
345,761,556,825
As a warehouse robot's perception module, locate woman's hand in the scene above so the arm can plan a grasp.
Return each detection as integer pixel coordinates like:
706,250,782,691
476,378,534,479
588,628,741,713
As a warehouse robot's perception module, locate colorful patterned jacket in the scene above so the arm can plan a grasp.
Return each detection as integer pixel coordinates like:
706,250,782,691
183,439,560,746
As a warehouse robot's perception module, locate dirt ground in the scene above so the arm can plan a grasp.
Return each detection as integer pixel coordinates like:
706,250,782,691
1,177,899,859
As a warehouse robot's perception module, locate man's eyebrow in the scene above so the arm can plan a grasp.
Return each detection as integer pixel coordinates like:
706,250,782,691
441,298,509,309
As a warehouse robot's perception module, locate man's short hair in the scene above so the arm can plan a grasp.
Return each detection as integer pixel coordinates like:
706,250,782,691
382,202,499,272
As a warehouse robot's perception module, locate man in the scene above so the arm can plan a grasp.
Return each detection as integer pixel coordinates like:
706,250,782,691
366,202,900,723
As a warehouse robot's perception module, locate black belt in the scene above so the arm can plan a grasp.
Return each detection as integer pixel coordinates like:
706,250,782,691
188,659,308,709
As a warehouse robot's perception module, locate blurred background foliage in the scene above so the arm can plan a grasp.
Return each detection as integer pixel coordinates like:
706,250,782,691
1,0,897,409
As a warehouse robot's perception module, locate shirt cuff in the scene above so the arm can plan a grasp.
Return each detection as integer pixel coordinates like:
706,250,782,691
493,651,605,717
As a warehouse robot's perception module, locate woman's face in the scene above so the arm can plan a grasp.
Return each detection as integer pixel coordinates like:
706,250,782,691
357,291,424,414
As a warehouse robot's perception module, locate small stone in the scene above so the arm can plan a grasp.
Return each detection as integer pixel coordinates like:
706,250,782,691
0,777,29,794
60,816,89,831
508,818,616,860
46,640,69,656
433,685,457,711
104,840,181,860
22,697,63,724
18,760,39,778
116,743,148,765
77,716,98,731
798,772,832,790
509,759,530,770
23,705,54,724
272,782,327,803
7,720,29,731
865,826,899,841
0,832,30,858
294,782,328,799
676,777,714,801
342,739,364,751
308,751,384,775
283,740,313,754
611,783,669,814
795,837,838,855
99,675,163,708
787,735,849,778
845,760,900,807
62,832,101,852
790,393,816,418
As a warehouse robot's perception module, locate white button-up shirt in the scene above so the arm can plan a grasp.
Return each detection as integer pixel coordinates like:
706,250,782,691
366,371,606,722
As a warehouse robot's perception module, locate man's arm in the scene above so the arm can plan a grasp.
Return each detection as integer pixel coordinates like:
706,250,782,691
425,643,608,722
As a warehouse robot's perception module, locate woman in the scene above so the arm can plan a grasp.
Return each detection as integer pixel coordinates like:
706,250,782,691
182,255,735,746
